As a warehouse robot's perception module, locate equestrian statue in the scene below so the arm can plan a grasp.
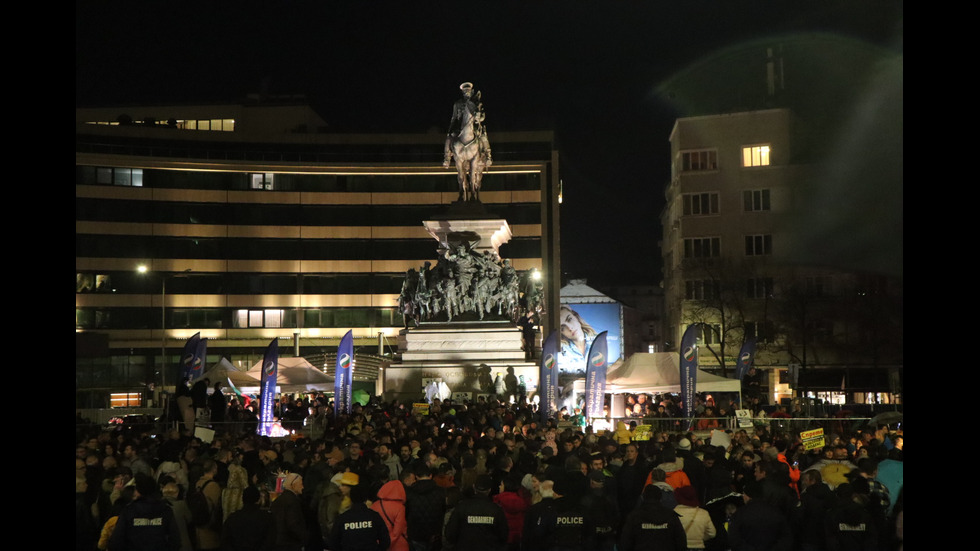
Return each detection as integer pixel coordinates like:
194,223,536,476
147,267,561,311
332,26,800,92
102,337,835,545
443,82,492,202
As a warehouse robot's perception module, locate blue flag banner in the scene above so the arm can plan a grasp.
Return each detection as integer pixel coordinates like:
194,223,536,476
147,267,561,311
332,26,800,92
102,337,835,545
258,338,279,436
735,339,757,381
585,331,608,419
540,330,559,425
679,325,701,420
334,330,354,419
180,333,202,382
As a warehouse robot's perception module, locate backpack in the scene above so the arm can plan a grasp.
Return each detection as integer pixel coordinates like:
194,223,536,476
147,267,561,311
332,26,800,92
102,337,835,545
187,479,218,527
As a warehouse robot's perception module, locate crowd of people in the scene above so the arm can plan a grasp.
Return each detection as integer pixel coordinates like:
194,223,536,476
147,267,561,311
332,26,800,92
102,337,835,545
76,391,903,551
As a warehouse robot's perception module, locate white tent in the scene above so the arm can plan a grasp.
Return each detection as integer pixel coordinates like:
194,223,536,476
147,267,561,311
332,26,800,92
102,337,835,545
199,357,261,390
243,356,334,393
573,352,741,395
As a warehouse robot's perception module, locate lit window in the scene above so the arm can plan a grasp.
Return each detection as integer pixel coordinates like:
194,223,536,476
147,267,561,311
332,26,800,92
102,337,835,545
680,150,718,172
110,393,143,407
683,192,719,215
235,309,285,328
684,237,721,258
744,234,772,256
93,167,143,187
743,189,771,211
251,173,275,190
742,145,771,167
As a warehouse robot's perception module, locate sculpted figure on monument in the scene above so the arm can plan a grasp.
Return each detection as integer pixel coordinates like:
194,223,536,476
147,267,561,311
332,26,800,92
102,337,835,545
398,244,535,325
444,82,492,202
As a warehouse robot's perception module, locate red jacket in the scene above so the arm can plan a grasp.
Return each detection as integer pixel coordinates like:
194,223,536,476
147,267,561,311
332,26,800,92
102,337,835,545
371,480,409,551
492,490,527,544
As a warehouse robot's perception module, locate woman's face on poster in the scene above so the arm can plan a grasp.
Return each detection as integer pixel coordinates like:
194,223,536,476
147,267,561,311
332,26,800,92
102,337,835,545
560,308,583,342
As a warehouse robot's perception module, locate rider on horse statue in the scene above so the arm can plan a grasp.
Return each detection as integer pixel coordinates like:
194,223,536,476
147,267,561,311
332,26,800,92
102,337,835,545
444,82,492,201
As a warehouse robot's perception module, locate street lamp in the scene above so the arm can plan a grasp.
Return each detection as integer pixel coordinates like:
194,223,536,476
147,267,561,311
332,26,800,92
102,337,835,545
136,265,191,389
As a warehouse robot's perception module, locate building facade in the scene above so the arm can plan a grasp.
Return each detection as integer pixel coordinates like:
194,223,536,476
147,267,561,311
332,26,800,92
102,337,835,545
660,108,902,404
76,102,560,408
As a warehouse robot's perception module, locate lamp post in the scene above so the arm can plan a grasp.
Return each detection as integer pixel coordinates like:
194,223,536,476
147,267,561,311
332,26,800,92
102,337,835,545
137,265,191,389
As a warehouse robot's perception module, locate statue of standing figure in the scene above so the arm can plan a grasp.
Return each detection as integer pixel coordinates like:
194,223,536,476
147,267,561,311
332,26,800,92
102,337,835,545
444,82,492,202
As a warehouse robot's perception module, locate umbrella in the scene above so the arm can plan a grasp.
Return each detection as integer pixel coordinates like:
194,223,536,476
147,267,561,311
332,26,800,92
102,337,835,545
353,389,370,406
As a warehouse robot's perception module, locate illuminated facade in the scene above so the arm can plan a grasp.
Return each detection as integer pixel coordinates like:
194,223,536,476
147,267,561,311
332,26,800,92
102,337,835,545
661,109,902,400
76,102,561,407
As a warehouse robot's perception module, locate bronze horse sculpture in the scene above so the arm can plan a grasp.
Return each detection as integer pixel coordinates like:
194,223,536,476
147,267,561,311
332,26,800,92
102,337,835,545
444,82,492,202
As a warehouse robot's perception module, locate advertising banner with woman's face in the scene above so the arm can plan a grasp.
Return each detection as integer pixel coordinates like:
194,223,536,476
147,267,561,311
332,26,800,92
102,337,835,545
557,303,622,376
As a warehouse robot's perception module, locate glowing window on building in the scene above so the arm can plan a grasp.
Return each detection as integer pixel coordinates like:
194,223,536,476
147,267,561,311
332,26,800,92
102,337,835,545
251,173,275,190
742,145,770,167
110,393,143,407
235,309,285,328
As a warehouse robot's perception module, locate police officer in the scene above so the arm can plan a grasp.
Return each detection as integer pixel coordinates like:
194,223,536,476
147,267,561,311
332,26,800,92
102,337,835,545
618,485,687,551
539,475,596,551
445,474,508,551
330,483,390,551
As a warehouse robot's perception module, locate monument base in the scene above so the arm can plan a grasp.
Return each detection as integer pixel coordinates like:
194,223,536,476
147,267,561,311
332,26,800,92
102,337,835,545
384,321,539,403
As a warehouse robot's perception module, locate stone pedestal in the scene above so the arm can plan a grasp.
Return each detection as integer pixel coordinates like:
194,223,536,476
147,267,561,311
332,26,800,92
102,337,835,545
398,321,526,363
423,218,512,259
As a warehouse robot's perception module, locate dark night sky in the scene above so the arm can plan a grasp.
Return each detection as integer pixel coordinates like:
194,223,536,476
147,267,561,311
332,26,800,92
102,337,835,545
76,2,903,286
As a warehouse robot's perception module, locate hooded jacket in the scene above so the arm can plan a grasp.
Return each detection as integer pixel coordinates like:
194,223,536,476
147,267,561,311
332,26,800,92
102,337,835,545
371,481,408,551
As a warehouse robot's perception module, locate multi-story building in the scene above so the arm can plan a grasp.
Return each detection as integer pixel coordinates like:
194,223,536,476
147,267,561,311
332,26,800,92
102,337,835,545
76,100,560,408
660,108,902,404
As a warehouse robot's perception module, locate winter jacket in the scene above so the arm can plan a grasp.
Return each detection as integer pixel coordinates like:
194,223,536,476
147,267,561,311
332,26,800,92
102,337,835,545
674,505,716,549
492,490,527,544
371,481,409,551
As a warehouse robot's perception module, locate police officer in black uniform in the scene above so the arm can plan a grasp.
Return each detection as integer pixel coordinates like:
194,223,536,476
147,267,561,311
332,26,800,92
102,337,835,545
539,474,596,551
330,483,390,551
445,474,508,551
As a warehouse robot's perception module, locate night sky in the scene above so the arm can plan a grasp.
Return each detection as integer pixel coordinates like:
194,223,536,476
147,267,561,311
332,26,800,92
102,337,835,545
76,2,903,286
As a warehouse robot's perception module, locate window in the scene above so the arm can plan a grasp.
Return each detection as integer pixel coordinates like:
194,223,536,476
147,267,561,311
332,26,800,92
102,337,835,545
250,173,275,190
684,237,721,258
745,234,772,256
743,189,771,211
746,277,774,299
685,280,720,301
742,145,771,167
89,167,143,187
680,150,718,171
683,192,719,215
698,324,722,345
806,276,834,297
744,321,776,343
234,309,285,328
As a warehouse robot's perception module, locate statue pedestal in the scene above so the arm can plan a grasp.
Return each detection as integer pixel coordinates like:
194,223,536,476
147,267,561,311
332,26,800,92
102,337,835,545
423,217,512,259
398,321,526,363
383,207,538,402
386,321,538,403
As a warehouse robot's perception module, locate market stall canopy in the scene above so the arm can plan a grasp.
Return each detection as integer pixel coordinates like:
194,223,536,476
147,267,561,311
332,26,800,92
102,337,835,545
244,356,334,392
573,352,741,395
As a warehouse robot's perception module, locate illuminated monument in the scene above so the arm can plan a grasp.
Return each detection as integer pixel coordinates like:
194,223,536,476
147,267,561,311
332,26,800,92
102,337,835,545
385,83,547,402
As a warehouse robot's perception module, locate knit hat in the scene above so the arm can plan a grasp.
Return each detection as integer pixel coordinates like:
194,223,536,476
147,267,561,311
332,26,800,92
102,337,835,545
677,438,692,451
340,472,360,486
